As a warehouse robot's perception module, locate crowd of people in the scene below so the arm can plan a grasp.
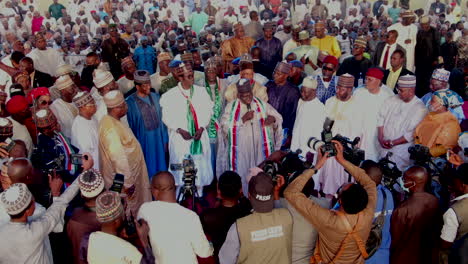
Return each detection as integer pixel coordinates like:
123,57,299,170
0,0,467,263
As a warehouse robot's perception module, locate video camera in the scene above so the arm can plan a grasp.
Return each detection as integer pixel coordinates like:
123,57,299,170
408,144,431,165
308,118,365,166
378,152,402,190
181,155,197,192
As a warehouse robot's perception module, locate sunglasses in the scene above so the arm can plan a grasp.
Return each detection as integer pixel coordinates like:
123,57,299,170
39,100,52,106
322,66,334,72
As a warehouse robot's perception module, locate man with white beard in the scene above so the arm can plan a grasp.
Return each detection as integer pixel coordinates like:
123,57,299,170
291,76,326,155
353,68,393,161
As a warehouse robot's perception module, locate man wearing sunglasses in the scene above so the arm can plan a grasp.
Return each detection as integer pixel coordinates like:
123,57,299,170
315,55,338,104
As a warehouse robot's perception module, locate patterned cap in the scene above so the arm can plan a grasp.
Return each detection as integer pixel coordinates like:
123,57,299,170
96,191,124,223
401,10,416,18
93,69,114,89
55,75,75,91
301,76,318,90
0,117,13,137
157,52,172,62
274,62,292,74
0,183,32,215
354,36,367,48
298,30,309,40
180,52,194,62
134,70,151,84
431,68,450,82
103,90,125,108
78,169,105,198
34,108,58,128
236,78,253,93
337,73,355,88
73,91,94,108
397,74,416,88
56,64,73,76
121,56,135,71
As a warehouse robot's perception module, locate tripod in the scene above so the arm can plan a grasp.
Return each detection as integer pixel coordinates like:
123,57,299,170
177,183,200,211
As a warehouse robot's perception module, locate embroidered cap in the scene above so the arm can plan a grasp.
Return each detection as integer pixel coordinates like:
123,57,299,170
236,78,252,93
274,61,292,74
55,75,75,91
34,108,58,128
93,70,114,89
431,68,450,82
56,64,73,77
103,90,125,108
337,73,355,88
354,36,367,49
248,172,274,213
0,183,32,215
78,169,105,198
180,52,194,62
134,70,151,84
96,191,124,223
157,52,172,62
298,30,309,40
73,91,95,108
397,74,416,88
121,56,135,71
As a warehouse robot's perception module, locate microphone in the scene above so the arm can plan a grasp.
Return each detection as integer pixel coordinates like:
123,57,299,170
247,104,253,124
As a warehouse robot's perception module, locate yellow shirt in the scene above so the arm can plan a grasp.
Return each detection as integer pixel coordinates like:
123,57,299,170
386,66,403,90
310,35,341,58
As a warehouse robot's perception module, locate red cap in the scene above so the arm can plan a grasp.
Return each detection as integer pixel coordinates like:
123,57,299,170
6,95,28,114
26,87,50,105
323,56,338,67
366,68,384,80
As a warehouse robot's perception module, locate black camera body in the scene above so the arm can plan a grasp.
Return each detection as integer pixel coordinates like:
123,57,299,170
182,155,197,191
263,161,278,183
408,144,431,164
378,152,402,190
308,118,365,166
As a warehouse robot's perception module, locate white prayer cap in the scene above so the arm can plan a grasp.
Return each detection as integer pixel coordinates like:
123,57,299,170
78,169,105,198
301,76,318,90
93,69,114,89
0,183,32,215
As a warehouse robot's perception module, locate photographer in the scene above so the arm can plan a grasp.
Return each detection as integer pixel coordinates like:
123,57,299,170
284,141,377,264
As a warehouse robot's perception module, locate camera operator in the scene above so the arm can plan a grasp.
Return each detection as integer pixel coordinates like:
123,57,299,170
137,171,213,264
414,90,462,158
284,140,377,264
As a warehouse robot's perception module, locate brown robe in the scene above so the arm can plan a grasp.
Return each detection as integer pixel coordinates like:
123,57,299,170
66,207,101,264
390,192,442,264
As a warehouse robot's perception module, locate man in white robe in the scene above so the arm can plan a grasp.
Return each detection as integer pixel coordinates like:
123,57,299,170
116,57,136,96
313,74,363,197
291,76,326,155
26,33,65,77
71,92,100,170
377,75,428,170
388,11,418,71
220,78,283,195
353,68,394,161
160,64,214,196
50,75,78,141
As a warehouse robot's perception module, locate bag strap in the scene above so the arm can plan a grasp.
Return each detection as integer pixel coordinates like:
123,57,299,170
336,211,369,259
311,211,369,264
